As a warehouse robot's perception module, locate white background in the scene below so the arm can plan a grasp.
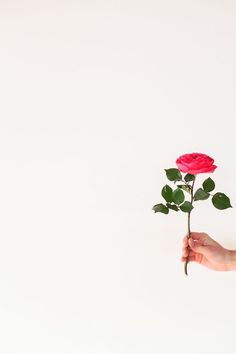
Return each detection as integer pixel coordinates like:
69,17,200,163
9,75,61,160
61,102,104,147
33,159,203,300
0,1,236,353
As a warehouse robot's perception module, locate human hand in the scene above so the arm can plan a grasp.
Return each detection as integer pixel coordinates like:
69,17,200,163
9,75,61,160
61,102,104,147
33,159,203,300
181,232,235,271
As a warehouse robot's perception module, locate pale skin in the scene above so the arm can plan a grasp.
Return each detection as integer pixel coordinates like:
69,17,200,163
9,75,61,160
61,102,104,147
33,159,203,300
181,232,236,271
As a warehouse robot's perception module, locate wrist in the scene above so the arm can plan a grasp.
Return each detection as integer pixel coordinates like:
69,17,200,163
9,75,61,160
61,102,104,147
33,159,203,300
225,249,236,271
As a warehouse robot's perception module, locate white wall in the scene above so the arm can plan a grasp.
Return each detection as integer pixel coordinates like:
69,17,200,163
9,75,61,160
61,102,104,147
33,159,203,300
0,1,236,353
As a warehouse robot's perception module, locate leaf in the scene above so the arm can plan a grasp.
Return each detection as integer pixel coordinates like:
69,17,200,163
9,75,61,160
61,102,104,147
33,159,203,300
172,188,185,205
164,168,182,182
152,203,169,214
179,201,194,213
202,177,215,193
166,203,179,211
212,193,233,210
177,184,191,193
184,173,195,182
193,188,210,201
161,184,173,202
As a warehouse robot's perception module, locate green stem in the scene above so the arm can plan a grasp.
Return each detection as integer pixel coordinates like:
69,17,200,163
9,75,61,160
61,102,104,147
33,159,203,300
179,179,190,187
184,176,196,276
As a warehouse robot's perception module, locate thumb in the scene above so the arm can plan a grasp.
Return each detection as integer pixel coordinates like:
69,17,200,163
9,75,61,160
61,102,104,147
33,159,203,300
188,237,205,254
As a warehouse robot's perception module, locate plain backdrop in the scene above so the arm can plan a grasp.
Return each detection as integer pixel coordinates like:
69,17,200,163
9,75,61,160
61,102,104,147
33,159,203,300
0,1,236,353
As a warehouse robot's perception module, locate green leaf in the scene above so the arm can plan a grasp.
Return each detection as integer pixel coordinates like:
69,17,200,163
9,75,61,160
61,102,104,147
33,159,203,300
212,193,233,210
184,173,195,182
202,177,215,193
164,168,182,182
172,188,185,205
177,184,191,193
166,203,179,211
193,188,210,201
152,203,169,214
179,201,194,213
161,184,173,202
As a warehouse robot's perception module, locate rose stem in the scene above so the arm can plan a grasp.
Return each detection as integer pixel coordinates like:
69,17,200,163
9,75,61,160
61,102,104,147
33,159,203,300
184,176,196,276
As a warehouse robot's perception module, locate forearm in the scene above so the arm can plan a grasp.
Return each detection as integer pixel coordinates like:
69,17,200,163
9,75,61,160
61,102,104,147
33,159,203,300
225,249,236,271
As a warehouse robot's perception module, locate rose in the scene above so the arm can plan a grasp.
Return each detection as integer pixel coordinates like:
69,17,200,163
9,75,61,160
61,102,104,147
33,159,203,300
176,152,217,175
152,152,233,276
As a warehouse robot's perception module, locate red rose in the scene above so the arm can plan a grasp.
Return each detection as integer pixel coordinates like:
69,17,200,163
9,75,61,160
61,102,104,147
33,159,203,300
176,152,217,175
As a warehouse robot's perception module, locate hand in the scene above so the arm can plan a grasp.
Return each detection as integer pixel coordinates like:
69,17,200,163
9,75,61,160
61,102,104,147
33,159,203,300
181,232,234,271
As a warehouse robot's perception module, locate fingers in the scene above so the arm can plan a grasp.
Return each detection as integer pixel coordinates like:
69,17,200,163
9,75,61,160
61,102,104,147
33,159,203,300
181,255,196,262
183,235,188,247
187,231,204,239
188,237,205,253
182,235,200,252
182,232,208,247
182,236,197,256
182,248,195,257
188,232,208,245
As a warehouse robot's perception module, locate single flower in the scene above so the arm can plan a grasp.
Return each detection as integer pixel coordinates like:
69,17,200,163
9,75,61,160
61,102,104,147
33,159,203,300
176,152,217,175
152,152,232,276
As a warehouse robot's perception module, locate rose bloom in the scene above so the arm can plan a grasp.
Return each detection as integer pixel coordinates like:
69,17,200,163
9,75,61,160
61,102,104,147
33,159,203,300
176,152,217,175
